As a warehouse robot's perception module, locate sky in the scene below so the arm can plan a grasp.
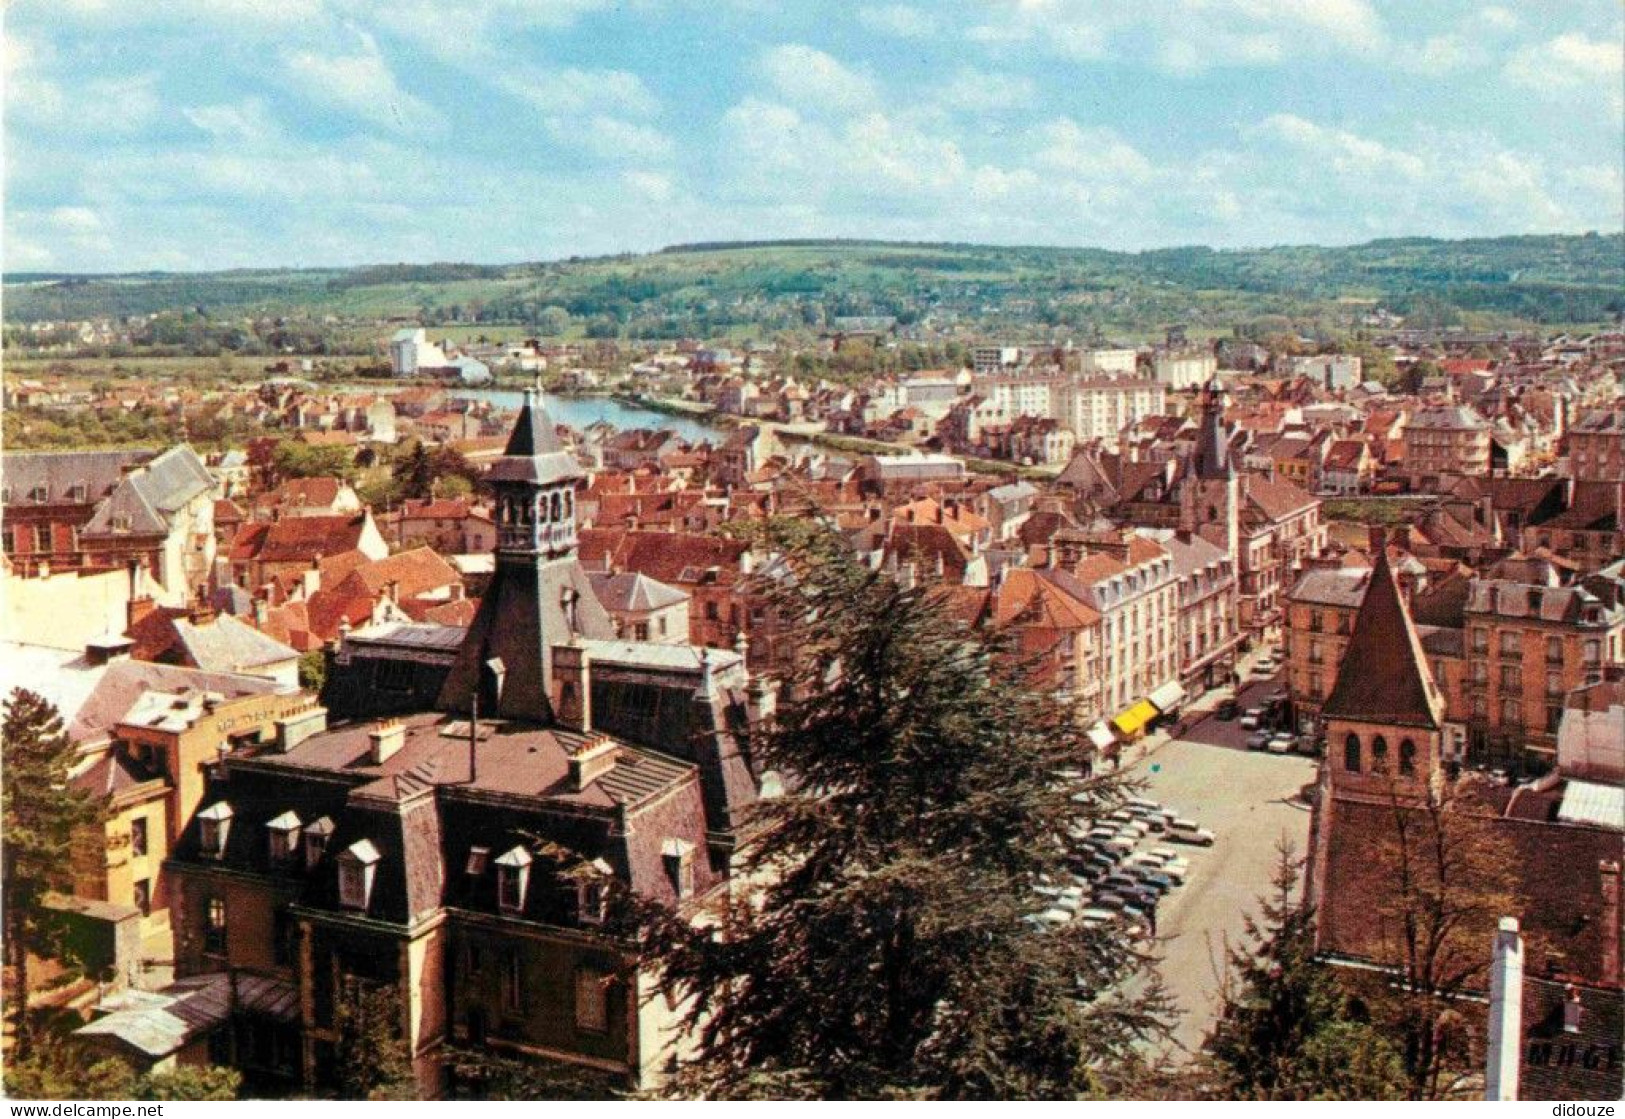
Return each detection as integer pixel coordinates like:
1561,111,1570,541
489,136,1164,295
5,0,1622,272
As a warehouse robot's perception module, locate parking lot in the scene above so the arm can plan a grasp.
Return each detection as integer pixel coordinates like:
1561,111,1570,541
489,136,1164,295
1124,715,1317,1054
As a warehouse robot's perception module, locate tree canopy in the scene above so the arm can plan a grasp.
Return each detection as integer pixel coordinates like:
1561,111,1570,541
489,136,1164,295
635,520,1169,1099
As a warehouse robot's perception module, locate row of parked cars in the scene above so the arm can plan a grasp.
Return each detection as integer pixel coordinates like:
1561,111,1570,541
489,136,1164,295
1029,795,1214,936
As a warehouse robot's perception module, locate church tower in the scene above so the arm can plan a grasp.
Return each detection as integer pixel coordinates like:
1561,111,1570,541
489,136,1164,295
1320,528,1446,800
1180,379,1240,564
438,389,613,723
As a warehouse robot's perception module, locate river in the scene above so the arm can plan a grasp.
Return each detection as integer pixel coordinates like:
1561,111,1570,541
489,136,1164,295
448,390,725,444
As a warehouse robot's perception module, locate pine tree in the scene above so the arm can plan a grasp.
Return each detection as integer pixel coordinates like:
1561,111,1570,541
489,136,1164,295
636,521,1170,1099
1204,841,1405,1101
1,689,104,1056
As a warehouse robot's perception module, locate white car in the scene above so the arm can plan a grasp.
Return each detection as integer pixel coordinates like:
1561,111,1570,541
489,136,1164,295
1168,820,1216,847
1267,734,1296,755
1239,708,1264,729
1158,857,1191,883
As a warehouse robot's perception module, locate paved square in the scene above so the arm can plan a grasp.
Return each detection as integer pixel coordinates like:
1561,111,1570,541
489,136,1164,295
1123,726,1317,1054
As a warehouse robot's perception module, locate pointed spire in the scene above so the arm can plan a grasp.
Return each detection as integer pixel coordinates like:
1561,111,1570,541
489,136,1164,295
1321,528,1444,729
504,387,564,457
1194,378,1234,480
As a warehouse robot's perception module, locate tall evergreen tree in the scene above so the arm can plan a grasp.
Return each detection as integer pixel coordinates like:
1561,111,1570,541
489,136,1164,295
636,521,1169,1099
1204,842,1405,1101
1,689,103,1056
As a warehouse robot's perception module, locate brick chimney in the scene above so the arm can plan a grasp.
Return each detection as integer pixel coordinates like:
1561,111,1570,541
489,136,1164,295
1600,859,1621,986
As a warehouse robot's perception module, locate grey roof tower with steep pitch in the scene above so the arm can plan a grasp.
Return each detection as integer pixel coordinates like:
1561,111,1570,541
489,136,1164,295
438,389,613,723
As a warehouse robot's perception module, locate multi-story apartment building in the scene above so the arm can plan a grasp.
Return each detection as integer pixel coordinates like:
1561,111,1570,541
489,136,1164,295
148,392,769,1096
1567,406,1625,483
1152,351,1218,390
1057,377,1166,443
1150,529,1240,695
1236,476,1325,639
1078,348,1139,376
1042,528,1179,724
1405,405,1492,490
1463,575,1625,768
3,446,217,605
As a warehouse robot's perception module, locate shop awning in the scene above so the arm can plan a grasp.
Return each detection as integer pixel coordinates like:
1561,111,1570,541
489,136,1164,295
1147,682,1187,712
1086,721,1115,750
1110,699,1158,739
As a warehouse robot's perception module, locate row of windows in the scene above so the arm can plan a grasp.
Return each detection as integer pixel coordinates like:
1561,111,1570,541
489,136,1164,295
466,945,611,1033
1341,733,1419,777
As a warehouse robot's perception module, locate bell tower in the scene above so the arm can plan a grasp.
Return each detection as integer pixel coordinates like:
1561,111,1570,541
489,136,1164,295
1181,379,1239,563
439,389,612,723
1321,529,1445,800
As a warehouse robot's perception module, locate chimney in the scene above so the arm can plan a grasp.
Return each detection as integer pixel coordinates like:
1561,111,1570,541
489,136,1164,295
368,719,406,764
275,705,329,752
1600,860,1621,986
568,736,619,791
1562,984,1583,1034
1484,916,1523,1101
127,593,158,632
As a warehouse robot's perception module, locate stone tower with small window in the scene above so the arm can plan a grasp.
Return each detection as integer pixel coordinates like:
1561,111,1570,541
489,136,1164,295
1180,379,1240,564
439,389,613,722
1320,528,1446,800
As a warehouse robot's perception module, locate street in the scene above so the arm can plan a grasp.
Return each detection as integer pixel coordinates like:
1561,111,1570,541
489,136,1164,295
1116,671,1319,1055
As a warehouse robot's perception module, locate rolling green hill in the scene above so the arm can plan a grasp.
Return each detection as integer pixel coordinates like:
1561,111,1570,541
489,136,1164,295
5,234,1622,341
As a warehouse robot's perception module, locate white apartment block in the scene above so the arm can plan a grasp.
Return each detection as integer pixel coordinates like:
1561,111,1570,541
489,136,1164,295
1153,351,1219,390
981,375,1057,420
1079,348,1140,376
1057,378,1168,442
389,328,450,377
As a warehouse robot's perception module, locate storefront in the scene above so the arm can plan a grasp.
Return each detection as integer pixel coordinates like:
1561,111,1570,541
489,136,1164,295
1147,682,1186,726
1110,699,1158,742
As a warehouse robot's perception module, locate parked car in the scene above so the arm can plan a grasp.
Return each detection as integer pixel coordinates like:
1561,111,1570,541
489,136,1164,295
1246,730,1271,750
1240,707,1264,729
1135,872,1176,894
1215,698,1240,720
1158,857,1190,883
1168,819,1216,846
1123,796,1160,812
1267,733,1295,755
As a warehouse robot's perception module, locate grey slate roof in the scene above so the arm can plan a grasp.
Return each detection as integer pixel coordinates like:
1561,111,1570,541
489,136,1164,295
1,450,152,505
174,614,299,672
588,571,689,613
82,445,213,536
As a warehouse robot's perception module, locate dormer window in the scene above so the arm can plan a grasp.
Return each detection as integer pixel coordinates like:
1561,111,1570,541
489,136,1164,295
662,838,695,899
495,846,533,913
465,846,490,877
266,810,301,866
304,816,334,869
198,801,233,859
577,859,614,926
29,485,48,503
337,839,380,910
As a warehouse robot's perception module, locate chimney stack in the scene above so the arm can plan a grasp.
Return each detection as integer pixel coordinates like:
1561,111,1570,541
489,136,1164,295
1562,984,1583,1034
1485,915,1524,1101
568,736,619,791
1599,860,1621,986
368,719,406,764
275,705,328,752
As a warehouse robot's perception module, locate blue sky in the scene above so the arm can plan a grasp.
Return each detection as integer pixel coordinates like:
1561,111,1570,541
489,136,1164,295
5,0,1622,271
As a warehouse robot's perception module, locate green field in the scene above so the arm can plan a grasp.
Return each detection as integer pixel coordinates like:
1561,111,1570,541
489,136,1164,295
6,235,1622,343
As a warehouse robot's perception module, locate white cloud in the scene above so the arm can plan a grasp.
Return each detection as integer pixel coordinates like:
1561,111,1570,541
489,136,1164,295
1479,6,1520,33
501,66,658,117
284,27,444,134
755,44,879,113
1028,118,1153,180
623,170,675,203
1506,32,1625,94
857,5,936,39
1255,113,1426,179
574,116,675,161
935,68,1035,113
182,99,282,143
